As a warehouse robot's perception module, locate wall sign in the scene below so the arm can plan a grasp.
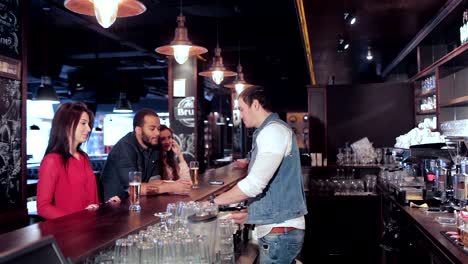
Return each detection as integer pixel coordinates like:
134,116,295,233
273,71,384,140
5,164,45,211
174,97,195,127
0,54,20,79
0,0,21,59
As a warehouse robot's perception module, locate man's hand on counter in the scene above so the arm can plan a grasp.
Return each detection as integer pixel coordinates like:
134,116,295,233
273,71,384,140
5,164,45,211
159,179,192,195
141,182,161,195
227,209,248,224
142,179,192,195
106,196,121,203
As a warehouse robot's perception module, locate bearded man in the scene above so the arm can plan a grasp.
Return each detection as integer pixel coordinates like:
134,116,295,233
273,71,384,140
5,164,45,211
102,108,191,202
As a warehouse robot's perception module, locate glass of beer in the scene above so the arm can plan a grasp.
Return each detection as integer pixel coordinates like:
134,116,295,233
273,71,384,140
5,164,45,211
189,161,199,189
129,171,142,211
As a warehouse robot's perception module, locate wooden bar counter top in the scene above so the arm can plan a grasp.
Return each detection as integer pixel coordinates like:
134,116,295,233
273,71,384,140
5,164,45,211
390,196,468,264
0,164,248,263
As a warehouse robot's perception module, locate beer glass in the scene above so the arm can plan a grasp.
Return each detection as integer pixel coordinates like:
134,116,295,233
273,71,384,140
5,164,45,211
189,161,199,189
129,171,142,211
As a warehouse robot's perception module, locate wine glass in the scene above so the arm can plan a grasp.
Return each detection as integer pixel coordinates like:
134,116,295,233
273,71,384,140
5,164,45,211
375,148,382,165
154,212,172,233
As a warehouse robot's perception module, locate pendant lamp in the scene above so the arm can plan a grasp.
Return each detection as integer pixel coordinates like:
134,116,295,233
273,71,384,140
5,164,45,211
225,62,255,93
64,0,146,29
156,15,207,64
113,92,133,113
34,76,60,104
199,46,237,85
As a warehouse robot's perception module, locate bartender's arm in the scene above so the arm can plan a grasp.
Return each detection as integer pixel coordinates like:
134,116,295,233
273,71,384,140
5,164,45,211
213,124,289,205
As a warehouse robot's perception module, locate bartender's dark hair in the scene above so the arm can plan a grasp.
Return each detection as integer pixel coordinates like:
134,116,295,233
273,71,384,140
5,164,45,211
133,108,159,130
45,102,94,165
238,86,272,112
158,125,180,181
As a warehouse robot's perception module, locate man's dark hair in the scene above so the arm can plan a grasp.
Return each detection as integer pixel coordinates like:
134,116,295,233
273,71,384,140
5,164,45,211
133,108,159,130
238,86,272,112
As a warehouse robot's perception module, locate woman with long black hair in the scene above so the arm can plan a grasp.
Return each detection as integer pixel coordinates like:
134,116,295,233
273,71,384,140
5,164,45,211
37,102,99,219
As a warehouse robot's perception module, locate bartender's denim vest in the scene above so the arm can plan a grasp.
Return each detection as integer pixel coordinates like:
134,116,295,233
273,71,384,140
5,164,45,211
247,113,308,225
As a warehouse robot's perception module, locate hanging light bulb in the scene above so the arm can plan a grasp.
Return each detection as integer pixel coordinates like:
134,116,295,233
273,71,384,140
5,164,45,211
212,70,224,85
93,0,119,28
64,0,146,29
366,47,373,61
234,83,245,93
199,47,237,85
156,15,207,64
173,45,191,64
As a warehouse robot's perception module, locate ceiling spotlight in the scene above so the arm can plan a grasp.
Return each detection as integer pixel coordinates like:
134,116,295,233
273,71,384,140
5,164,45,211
337,37,349,53
344,12,357,25
366,47,373,61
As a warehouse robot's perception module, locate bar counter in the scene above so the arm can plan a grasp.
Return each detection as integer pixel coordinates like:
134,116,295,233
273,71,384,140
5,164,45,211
0,164,248,263
388,196,468,264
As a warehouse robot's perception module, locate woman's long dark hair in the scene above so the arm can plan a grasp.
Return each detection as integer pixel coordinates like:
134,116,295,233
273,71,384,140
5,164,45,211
44,102,94,166
158,125,180,180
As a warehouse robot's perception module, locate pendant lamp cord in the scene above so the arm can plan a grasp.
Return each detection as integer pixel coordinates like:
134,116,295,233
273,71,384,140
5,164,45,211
216,22,219,48
238,40,241,65
179,0,183,15
216,0,219,48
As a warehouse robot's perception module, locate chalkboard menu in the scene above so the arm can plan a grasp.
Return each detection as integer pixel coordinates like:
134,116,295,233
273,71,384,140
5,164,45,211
0,77,21,211
0,0,21,59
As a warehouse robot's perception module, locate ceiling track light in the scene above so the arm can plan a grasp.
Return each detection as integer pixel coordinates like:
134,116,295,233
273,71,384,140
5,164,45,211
344,11,357,25
64,0,146,29
337,37,350,53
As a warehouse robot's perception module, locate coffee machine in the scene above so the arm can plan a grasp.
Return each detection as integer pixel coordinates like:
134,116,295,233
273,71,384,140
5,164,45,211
399,137,468,209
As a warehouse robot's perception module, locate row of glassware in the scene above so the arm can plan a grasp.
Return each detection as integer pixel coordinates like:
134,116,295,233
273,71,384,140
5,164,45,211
420,95,437,111
86,201,236,264
421,75,436,91
336,147,395,166
309,174,377,196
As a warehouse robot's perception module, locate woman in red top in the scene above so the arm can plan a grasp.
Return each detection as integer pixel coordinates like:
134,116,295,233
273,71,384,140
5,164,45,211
37,102,99,220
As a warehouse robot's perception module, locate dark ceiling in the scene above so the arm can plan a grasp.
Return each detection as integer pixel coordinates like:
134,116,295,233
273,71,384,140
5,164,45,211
25,0,449,110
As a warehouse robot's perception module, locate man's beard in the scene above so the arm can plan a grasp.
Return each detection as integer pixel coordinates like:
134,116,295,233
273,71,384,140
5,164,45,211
142,133,158,148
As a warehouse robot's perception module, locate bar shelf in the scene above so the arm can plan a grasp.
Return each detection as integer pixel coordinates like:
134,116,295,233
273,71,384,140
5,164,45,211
439,96,468,108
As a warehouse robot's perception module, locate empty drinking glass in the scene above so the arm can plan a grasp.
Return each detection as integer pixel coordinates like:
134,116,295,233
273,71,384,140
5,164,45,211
114,238,138,264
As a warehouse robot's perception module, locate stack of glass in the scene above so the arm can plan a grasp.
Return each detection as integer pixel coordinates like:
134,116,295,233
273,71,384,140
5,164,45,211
218,219,236,264
87,201,236,264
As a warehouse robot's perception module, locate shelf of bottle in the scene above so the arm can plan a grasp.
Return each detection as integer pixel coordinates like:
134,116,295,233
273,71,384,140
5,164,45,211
416,109,436,115
415,89,436,98
439,95,468,108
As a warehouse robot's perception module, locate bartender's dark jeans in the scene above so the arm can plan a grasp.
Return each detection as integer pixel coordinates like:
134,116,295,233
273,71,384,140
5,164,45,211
258,229,305,264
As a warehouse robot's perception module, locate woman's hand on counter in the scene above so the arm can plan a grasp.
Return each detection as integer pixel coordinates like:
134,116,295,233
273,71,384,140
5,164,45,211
85,204,99,210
